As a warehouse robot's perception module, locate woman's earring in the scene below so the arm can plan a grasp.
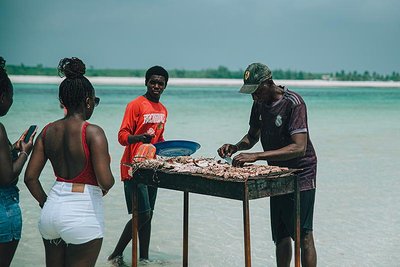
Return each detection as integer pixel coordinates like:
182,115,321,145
87,104,90,109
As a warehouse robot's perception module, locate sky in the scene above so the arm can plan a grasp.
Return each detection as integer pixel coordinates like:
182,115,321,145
1,0,400,74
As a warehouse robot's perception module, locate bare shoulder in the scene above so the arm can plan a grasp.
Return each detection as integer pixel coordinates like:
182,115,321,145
86,124,104,135
86,123,107,141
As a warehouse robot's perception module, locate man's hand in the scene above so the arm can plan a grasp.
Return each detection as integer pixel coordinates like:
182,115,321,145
217,144,238,158
232,152,259,167
141,134,154,144
128,133,155,144
139,134,154,144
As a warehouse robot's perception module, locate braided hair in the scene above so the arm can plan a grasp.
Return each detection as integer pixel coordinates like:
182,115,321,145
58,57,94,110
0,56,12,95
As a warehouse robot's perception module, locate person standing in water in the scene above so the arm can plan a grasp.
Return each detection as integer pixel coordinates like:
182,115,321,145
108,66,169,265
0,56,36,267
24,57,114,267
218,63,317,267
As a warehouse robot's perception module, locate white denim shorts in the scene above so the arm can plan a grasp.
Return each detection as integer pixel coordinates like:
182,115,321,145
39,181,104,245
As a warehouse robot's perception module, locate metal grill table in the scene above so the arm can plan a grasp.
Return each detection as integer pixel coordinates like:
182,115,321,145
129,168,300,267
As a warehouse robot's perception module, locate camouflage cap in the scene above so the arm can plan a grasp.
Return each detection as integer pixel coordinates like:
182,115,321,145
239,63,272,94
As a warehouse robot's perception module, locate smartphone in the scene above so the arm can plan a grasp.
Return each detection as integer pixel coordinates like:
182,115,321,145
24,125,37,143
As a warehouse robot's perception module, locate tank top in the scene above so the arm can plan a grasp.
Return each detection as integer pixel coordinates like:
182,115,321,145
42,122,98,186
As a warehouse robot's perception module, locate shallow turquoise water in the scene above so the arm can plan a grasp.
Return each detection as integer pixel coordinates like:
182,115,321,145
3,84,400,266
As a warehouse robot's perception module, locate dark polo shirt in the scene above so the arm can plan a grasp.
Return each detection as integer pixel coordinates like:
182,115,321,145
249,87,317,191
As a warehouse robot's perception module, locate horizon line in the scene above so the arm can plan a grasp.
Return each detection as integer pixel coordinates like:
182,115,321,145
9,75,400,88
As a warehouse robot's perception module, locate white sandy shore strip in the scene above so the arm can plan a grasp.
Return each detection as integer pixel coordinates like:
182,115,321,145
9,75,400,88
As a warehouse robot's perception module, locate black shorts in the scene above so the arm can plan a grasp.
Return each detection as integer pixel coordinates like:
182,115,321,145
270,189,315,243
124,180,158,214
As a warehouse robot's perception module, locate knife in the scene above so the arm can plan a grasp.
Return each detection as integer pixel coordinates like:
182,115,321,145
224,156,233,165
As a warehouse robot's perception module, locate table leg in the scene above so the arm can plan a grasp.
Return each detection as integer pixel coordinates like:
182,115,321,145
243,184,251,267
294,176,300,267
183,191,189,267
132,183,138,267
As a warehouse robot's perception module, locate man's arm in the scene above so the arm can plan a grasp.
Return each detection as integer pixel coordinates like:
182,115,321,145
232,132,307,167
235,125,260,151
118,102,154,145
217,125,260,158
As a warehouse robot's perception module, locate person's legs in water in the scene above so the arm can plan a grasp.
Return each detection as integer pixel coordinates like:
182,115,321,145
65,238,103,267
107,219,132,263
108,182,157,262
275,232,317,267
43,237,102,267
271,190,316,267
43,238,66,267
301,231,317,267
271,193,292,267
276,236,292,267
138,210,153,260
107,211,152,261
299,190,317,267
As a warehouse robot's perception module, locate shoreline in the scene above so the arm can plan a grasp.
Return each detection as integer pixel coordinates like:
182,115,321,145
9,75,400,88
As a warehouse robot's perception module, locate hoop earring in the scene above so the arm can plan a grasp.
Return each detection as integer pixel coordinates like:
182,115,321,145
87,104,90,109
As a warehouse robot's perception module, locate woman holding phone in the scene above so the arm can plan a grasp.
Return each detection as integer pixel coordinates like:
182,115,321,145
0,57,36,267
24,57,114,267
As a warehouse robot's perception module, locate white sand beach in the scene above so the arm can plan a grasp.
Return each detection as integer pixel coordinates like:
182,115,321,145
9,75,400,88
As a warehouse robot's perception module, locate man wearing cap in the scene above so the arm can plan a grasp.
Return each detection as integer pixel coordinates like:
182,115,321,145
218,63,317,267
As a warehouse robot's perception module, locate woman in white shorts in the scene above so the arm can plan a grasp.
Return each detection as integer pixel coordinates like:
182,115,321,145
24,57,114,267
39,182,104,245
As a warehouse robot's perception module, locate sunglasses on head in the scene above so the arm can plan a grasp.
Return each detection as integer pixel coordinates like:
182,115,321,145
94,97,100,107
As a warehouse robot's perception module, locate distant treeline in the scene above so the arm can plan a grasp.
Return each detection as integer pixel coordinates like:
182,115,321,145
6,64,400,81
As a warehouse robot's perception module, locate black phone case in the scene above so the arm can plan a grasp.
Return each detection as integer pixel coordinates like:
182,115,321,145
24,125,36,143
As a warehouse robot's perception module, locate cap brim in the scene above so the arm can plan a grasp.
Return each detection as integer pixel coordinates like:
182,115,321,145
239,84,258,94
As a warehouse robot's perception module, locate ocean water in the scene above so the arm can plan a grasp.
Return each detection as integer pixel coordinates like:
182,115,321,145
3,83,400,267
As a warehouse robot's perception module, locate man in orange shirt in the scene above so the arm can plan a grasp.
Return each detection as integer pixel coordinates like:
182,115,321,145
108,66,168,265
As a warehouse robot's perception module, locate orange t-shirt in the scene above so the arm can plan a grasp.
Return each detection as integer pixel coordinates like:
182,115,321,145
118,96,167,180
